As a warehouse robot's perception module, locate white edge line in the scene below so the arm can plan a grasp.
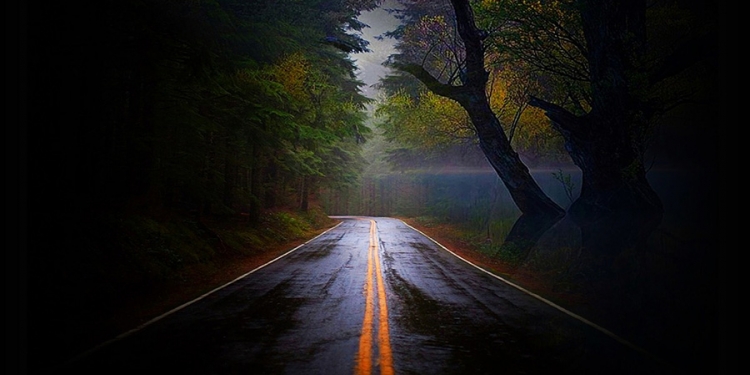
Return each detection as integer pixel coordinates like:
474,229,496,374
61,221,343,368
399,219,673,369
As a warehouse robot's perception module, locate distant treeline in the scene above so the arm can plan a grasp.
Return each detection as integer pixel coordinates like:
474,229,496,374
320,170,580,220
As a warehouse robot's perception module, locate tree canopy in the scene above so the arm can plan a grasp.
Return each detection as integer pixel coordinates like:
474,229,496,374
375,1,571,169
26,0,379,221
377,0,716,220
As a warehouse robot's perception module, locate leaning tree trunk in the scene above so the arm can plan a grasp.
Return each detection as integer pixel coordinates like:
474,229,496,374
529,0,663,225
465,91,564,218
399,0,564,221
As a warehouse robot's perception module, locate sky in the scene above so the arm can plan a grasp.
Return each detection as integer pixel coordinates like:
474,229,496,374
351,0,404,100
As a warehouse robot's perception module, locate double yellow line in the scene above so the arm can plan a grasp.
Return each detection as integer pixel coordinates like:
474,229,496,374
355,219,394,375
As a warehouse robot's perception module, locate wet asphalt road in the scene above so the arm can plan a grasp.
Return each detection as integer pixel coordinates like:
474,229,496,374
56,217,675,375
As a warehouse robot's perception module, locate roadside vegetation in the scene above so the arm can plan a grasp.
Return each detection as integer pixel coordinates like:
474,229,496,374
40,204,338,369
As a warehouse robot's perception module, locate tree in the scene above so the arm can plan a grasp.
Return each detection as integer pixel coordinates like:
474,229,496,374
377,64,568,168
390,0,565,221
525,0,663,224
24,0,378,222
477,0,716,229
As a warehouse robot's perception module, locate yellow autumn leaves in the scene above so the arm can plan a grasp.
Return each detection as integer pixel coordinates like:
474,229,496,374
376,68,561,160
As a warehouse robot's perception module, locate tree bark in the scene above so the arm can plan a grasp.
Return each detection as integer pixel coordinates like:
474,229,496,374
300,175,310,211
528,0,663,227
397,0,564,220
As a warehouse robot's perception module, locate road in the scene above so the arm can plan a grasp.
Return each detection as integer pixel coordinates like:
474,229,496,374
55,217,675,375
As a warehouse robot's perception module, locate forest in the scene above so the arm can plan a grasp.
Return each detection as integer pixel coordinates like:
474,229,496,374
10,0,735,373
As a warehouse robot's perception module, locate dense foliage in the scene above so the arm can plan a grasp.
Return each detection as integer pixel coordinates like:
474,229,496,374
374,0,570,167
376,0,714,171
27,0,377,222
23,2,380,370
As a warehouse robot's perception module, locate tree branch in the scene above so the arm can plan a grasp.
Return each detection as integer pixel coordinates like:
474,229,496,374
528,95,582,134
649,29,716,86
393,62,467,102
450,0,488,86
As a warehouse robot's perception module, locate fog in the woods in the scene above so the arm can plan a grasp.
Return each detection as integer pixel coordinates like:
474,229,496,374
351,0,402,100
323,3,724,372
18,1,729,374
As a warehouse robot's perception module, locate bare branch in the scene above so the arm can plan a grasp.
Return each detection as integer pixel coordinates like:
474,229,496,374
393,62,468,102
507,102,527,143
528,95,582,134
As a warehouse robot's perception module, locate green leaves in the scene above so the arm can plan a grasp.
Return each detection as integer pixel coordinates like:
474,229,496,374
77,0,376,214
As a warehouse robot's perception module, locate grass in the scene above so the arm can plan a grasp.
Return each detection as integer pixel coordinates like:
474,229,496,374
401,215,589,309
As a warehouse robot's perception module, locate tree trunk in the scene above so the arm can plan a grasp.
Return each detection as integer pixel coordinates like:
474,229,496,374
529,96,663,221
223,151,235,211
300,175,309,211
248,145,263,223
528,0,663,226
398,0,564,220
464,90,564,218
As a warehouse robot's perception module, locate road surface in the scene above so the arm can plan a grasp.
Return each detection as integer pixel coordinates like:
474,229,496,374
54,217,675,375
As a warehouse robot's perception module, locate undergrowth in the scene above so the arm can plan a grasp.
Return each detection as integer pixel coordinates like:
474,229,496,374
51,204,337,321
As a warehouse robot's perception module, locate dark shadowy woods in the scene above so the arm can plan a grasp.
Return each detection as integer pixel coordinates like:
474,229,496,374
6,1,739,374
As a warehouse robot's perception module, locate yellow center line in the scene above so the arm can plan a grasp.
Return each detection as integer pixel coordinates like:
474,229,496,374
356,223,375,375
356,219,394,375
372,221,394,375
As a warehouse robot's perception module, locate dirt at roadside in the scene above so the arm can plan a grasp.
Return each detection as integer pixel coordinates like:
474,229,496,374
397,218,589,310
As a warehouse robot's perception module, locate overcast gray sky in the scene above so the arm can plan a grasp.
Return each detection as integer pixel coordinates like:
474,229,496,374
351,0,403,100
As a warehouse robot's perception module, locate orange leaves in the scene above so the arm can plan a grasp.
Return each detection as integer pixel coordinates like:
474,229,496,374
403,15,450,51
271,52,312,102
400,14,465,84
